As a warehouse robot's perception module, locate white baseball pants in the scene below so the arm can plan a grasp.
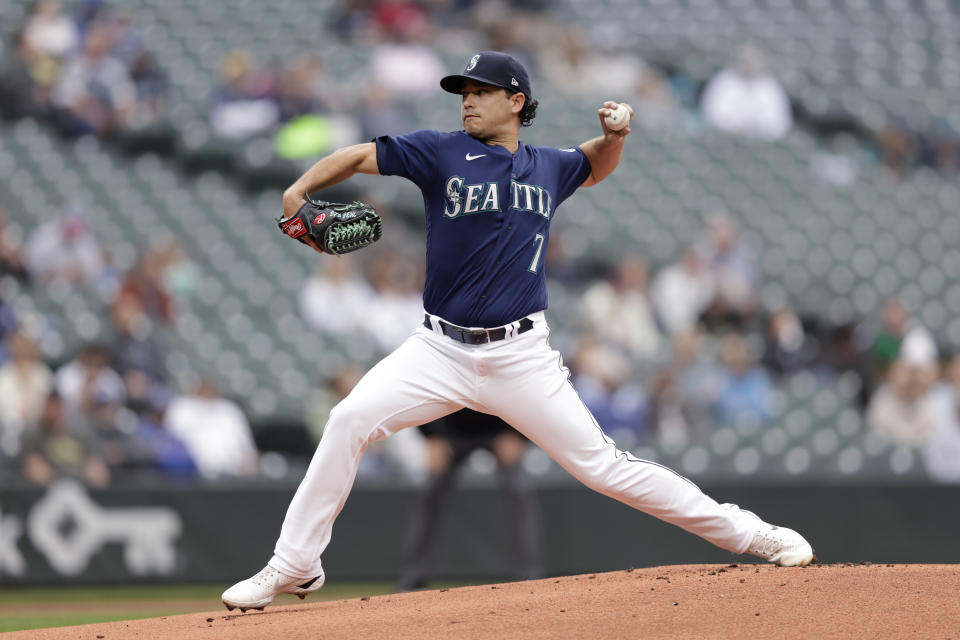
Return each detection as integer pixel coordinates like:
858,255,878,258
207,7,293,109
269,312,759,579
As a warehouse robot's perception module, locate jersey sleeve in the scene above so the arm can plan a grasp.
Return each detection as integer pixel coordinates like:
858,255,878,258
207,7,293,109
374,129,440,190
550,146,593,205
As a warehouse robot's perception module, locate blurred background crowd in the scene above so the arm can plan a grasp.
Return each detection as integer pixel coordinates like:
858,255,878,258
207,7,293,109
1,0,959,490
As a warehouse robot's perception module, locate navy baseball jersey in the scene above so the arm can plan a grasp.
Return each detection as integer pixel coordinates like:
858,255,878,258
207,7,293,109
375,130,592,328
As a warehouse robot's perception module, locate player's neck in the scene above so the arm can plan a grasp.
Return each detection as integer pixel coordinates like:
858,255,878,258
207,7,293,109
476,132,520,154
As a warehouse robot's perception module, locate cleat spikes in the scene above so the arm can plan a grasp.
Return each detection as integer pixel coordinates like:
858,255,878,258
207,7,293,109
221,565,325,612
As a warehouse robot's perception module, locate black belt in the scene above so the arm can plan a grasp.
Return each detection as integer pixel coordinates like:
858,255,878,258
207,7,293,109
423,314,534,345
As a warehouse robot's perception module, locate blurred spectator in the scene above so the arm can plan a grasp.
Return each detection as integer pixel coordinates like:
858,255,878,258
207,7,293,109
0,206,28,282
712,332,774,427
370,0,428,37
578,254,660,358
867,327,939,447
820,321,871,408
137,387,197,476
272,52,351,158
571,337,647,447
870,296,909,382
84,390,154,473
633,68,684,133
164,378,258,479
357,86,416,141
0,296,16,362
925,123,959,175
20,391,110,487
876,117,960,178
24,213,106,287
22,0,78,59
762,306,819,376
541,29,645,99
299,254,374,336
94,245,123,301
108,296,167,382
136,386,197,476
651,245,716,336
363,250,425,352
700,44,792,140
153,239,197,302
53,22,137,137
97,10,167,127
923,353,960,483
649,328,721,443
122,368,155,416
0,331,53,458
115,248,175,325
698,215,759,329
127,50,168,127
75,0,111,37
876,119,916,178
0,29,59,119
672,327,723,417
104,11,143,65
331,0,377,42
368,14,444,99
276,54,334,122
54,343,125,413
538,27,589,95
479,16,537,77
210,50,279,140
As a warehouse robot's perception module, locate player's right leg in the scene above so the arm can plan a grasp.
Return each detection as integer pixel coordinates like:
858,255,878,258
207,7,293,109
222,326,473,611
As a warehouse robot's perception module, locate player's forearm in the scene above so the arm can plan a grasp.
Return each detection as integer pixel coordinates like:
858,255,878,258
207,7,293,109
283,143,378,214
579,134,626,186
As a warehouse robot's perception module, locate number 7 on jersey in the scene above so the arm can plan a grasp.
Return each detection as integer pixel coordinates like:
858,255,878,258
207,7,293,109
527,233,545,273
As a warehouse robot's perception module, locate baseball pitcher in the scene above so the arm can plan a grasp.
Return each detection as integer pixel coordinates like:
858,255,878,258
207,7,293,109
222,51,814,612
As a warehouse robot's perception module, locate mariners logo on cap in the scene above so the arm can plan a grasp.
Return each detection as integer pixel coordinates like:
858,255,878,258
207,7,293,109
466,54,479,71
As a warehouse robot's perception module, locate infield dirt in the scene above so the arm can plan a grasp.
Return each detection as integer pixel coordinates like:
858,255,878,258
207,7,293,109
7,563,959,639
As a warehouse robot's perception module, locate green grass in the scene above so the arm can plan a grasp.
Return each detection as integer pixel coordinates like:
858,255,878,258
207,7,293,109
0,582,402,633
0,612,177,633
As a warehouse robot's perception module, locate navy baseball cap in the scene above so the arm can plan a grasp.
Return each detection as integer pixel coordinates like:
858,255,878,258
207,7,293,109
440,51,532,99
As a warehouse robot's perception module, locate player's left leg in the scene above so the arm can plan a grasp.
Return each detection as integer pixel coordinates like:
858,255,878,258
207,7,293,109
477,320,813,566
222,327,473,611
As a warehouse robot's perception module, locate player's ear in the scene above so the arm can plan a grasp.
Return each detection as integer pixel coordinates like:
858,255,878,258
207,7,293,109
510,91,526,116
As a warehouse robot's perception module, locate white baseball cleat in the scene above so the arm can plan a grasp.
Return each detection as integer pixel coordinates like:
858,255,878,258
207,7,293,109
747,523,815,567
221,565,325,612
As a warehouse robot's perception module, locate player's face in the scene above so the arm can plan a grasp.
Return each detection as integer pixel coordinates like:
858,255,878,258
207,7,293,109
460,80,521,140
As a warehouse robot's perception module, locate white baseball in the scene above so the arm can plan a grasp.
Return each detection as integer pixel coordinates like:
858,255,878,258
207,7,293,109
603,103,629,131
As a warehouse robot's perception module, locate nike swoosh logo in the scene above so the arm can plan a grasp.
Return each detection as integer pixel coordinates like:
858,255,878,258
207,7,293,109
465,153,486,161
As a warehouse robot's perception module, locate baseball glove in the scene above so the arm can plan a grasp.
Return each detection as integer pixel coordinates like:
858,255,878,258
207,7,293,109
277,195,383,255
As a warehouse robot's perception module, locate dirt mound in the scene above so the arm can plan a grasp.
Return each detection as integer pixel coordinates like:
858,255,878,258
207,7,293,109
9,564,959,640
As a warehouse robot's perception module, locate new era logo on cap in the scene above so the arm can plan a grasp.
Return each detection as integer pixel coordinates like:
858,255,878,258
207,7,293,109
440,50,532,99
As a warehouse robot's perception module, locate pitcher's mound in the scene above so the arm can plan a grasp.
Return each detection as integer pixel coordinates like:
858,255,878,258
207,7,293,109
10,563,960,639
